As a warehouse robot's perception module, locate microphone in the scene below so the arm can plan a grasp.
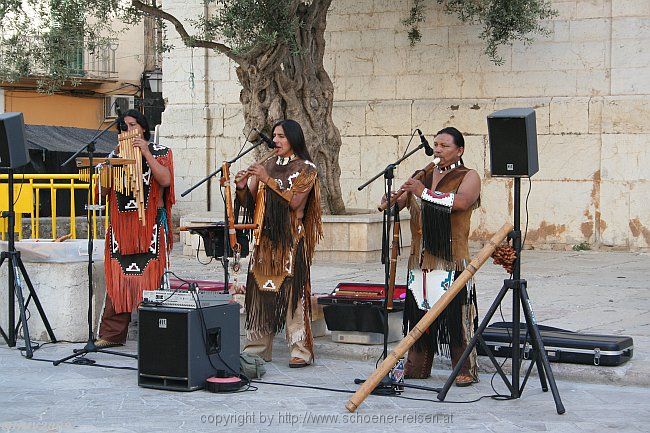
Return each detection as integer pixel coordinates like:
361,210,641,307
253,128,276,149
416,129,434,156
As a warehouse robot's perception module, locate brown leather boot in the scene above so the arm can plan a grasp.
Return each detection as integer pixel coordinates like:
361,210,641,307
404,348,434,379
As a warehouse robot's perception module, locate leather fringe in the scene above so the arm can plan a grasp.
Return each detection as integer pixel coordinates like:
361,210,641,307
245,272,291,337
254,191,292,276
421,201,452,263
302,180,323,267
403,272,475,355
263,189,291,246
104,227,168,314
407,194,422,271
245,239,309,337
420,254,466,273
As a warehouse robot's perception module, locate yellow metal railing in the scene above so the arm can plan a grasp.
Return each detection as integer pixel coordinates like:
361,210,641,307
0,174,108,240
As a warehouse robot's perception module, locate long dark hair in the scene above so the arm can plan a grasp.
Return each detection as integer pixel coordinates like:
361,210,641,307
273,119,312,161
122,109,151,141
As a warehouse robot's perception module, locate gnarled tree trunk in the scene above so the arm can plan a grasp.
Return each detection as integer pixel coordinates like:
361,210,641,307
133,0,345,214
236,0,345,214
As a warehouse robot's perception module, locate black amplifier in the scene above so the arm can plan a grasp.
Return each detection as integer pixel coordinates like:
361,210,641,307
138,303,240,391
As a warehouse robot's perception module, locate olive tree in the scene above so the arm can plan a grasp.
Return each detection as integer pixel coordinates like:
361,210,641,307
0,0,556,213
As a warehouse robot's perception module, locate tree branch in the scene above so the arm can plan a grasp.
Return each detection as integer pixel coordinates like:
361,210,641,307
130,0,244,65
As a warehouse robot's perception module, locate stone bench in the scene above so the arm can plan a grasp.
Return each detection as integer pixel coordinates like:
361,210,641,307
180,209,412,263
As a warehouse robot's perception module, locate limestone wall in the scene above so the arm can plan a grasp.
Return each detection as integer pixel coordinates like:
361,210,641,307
161,0,650,250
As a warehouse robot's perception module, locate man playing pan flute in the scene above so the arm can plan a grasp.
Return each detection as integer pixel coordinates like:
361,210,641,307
381,127,481,386
95,109,175,348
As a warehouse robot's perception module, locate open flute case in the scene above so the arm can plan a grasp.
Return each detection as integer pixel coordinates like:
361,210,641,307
317,283,407,343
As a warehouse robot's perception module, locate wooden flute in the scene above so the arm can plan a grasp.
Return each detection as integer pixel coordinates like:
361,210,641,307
377,157,440,211
233,149,277,183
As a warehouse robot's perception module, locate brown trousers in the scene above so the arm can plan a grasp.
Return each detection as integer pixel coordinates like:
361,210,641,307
98,295,131,344
404,341,472,379
243,299,313,363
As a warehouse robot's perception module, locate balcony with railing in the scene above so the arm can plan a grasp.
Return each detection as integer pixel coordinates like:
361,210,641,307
80,39,119,80
0,32,119,84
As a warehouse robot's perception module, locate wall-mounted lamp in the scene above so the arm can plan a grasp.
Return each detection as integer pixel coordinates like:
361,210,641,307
145,67,163,93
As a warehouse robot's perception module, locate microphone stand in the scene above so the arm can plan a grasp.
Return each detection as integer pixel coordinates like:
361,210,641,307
356,139,436,395
181,140,268,289
54,118,137,366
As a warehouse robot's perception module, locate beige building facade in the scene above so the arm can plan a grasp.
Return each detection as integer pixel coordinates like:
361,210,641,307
162,0,650,251
1,22,147,130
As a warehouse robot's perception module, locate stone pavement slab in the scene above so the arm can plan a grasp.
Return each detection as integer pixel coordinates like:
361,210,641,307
0,341,648,433
168,247,650,386
1,248,648,432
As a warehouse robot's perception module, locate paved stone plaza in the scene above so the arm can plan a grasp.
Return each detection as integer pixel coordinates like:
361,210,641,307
1,247,648,432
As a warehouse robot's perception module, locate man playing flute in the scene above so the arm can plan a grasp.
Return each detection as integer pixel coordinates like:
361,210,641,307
381,127,481,386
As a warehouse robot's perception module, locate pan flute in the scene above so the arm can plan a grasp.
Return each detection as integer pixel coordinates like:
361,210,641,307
77,129,146,225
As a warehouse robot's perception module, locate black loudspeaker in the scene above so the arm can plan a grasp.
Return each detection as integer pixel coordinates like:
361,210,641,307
138,303,240,391
487,108,539,177
0,112,30,169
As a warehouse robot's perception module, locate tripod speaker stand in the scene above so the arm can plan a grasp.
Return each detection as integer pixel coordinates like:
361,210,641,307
0,168,57,358
437,108,565,414
0,112,56,358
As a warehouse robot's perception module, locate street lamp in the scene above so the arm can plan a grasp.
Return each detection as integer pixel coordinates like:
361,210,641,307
145,67,162,93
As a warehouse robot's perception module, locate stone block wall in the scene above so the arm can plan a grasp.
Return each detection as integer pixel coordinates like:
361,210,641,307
161,0,650,250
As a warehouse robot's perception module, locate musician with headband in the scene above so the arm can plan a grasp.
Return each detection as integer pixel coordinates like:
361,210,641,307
95,109,175,348
234,119,322,368
381,126,480,386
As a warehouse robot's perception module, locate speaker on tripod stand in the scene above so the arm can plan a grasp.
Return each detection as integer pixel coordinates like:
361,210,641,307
0,112,56,357
437,108,565,414
487,108,539,178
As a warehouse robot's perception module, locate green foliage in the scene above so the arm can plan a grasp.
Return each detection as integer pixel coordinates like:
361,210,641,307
1,0,298,91
0,0,138,92
403,0,425,46
404,0,557,64
572,242,591,251
2,0,557,92
201,0,298,55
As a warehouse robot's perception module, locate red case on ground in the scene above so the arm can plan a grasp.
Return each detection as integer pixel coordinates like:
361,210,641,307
169,277,226,292
317,282,406,305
